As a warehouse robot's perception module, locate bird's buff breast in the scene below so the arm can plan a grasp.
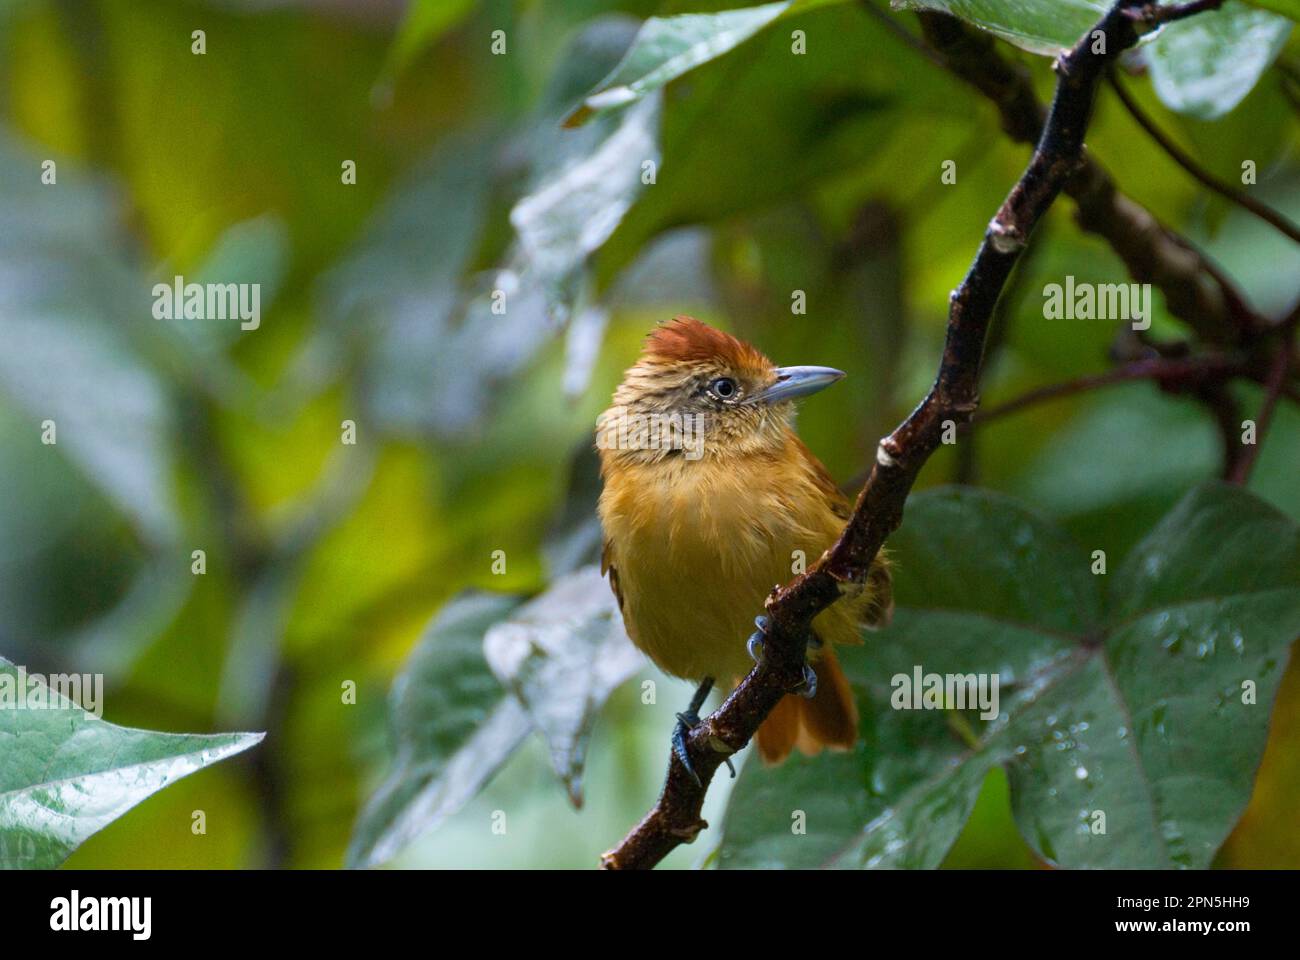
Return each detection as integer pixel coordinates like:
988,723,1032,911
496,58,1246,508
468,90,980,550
599,456,836,683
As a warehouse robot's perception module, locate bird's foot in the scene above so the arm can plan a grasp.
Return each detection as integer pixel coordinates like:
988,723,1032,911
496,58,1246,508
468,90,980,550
797,662,818,699
671,711,701,785
749,616,819,698
747,615,768,664
673,677,735,787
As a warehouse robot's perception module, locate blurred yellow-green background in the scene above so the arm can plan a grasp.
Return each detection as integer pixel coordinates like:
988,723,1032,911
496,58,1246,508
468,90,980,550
1,0,1297,869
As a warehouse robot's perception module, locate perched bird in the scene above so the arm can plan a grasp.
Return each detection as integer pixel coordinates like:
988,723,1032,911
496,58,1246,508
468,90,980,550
596,317,892,773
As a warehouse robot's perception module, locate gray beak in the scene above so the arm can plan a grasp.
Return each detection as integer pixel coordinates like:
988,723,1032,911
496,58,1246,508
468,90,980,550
751,365,846,405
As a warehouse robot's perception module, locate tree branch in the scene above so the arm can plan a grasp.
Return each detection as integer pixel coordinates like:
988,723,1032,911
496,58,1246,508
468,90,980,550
1227,322,1297,484
912,7,1260,346
1108,75,1300,245
971,354,1246,424
601,0,1160,871
1127,0,1224,26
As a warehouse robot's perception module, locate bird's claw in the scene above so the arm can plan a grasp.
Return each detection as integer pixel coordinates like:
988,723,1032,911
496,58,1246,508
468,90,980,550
673,708,735,786
747,615,768,665
672,676,734,786
798,663,818,699
672,710,702,786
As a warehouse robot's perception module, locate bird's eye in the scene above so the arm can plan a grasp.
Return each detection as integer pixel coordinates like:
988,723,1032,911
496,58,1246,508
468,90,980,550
708,377,738,401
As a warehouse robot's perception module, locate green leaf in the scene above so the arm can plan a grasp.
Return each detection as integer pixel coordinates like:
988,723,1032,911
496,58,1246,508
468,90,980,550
567,1,797,126
509,94,661,318
719,484,1300,868
484,566,643,807
1241,0,1300,22
0,134,180,545
347,593,530,868
318,21,653,439
378,0,477,88
1010,385,1220,559
542,443,605,578
0,655,262,869
595,1,967,283
892,0,1108,55
895,0,1294,101
1146,1,1293,119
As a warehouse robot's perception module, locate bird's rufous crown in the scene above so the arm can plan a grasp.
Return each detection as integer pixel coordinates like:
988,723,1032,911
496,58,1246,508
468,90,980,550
641,316,772,376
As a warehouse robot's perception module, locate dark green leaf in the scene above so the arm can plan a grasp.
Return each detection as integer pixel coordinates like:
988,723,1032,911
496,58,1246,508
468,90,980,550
484,566,643,806
346,593,529,868
892,0,1107,55
596,1,970,282
719,484,1300,868
567,1,800,126
896,0,1293,111
0,134,180,545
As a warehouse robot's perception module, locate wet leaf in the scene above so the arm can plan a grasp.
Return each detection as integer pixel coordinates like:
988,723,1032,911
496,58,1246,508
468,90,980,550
567,1,798,126
484,566,643,806
347,593,530,868
719,484,1300,868
891,0,1108,55
509,94,661,321
0,655,262,869
595,1,964,283
0,134,179,545
318,20,651,439
1146,1,1292,119
896,0,1292,111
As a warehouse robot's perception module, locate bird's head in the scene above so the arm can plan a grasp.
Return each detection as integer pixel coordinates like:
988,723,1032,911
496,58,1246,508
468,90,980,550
596,316,844,463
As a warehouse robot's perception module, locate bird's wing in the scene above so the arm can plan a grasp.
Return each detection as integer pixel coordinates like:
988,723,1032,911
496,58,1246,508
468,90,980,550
601,538,626,616
789,431,893,629
789,433,853,521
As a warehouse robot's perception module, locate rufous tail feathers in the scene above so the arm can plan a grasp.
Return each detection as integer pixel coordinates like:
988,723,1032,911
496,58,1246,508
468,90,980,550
754,648,858,764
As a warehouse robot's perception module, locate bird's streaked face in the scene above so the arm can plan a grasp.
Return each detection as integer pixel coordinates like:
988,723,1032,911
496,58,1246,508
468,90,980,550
596,317,844,464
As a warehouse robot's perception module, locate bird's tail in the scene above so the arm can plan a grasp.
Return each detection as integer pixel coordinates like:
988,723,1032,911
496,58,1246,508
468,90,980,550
754,648,858,763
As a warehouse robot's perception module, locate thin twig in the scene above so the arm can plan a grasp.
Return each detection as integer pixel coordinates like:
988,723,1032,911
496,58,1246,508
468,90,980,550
972,355,1244,424
1228,330,1296,484
856,0,947,68
1198,381,1247,480
955,237,1041,482
1126,0,1224,25
602,0,1161,871
1109,75,1300,245
914,9,1261,345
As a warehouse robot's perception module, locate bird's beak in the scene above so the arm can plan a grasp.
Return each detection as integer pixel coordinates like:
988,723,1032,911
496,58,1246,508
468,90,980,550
751,365,846,405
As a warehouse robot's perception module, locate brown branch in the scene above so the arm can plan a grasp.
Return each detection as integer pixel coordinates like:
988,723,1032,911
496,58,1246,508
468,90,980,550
1108,75,1300,245
1228,325,1297,484
1197,381,1248,480
914,8,1260,346
601,0,1158,871
971,354,1246,424
1127,0,1224,25
955,237,1041,483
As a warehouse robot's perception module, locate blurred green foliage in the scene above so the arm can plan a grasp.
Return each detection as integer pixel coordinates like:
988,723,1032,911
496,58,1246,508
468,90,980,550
0,0,1296,868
